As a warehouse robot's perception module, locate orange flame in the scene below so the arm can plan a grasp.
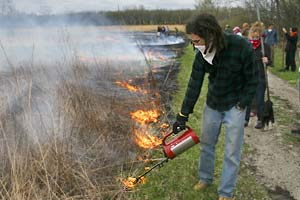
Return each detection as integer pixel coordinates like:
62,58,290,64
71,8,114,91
131,109,160,124
160,123,170,129
146,51,168,61
134,129,162,149
156,52,168,61
115,81,147,94
122,176,146,188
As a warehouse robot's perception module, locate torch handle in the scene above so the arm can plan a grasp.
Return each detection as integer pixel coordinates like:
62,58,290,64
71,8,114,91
162,126,191,145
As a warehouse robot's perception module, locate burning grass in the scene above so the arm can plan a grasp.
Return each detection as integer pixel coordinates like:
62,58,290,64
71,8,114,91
0,58,170,199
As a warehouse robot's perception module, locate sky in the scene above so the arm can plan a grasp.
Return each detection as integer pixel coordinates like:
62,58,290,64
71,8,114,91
12,0,198,14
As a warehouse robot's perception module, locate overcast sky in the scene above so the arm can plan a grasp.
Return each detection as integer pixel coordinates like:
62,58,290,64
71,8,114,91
12,0,198,14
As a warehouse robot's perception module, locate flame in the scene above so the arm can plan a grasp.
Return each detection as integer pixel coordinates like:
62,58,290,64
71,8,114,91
160,123,170,129
156,52,168,61
136,155,144,161
131,109,160,124
115,81,147,94
134,129,162,149
122,176,146,188
146,50,168,61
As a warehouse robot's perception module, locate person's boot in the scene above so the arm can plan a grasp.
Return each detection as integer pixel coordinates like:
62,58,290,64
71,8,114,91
218,196,235,200
193,182,208,191
255,120,263,129
291,64,296,71
291,123,300,134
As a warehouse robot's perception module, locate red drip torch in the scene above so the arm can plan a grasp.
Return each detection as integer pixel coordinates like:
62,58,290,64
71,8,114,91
134,126,199,183
162,126,200,159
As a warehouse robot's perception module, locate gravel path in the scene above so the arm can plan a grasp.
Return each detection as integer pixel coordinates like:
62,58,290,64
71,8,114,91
243,72,300,200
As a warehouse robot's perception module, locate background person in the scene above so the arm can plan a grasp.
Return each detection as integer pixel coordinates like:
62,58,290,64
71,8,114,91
283,27,298,71
245,21,272,129
224,24,232,34
232,26,242,37
264,23,278,67
242,22,250,37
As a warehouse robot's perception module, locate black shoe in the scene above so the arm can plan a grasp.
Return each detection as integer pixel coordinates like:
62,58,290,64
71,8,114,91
255,121,263,129
244,121,248,127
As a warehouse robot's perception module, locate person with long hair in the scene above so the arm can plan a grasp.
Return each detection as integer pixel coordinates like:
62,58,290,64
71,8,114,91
245,21,271,129
172,13,258,200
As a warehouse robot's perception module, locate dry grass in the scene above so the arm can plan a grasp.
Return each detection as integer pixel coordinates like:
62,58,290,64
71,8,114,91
0,57,165,199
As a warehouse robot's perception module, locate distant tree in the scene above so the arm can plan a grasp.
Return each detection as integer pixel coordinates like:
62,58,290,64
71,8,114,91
0,0,16,15
39,1,52,15
194,0,215,11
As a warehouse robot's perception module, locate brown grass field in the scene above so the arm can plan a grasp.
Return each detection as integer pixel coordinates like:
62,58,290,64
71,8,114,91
0,43,170,199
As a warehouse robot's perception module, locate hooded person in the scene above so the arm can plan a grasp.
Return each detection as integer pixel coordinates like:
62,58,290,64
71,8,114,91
232,26,242,37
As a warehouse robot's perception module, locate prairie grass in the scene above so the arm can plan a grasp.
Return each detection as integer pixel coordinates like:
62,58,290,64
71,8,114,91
0,55,163,199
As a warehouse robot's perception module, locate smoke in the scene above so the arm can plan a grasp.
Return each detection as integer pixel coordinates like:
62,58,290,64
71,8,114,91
0,13,149,144
0,15,146,69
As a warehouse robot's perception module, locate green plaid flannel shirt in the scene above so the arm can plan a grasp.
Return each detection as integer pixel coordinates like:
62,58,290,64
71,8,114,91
181,33,258,114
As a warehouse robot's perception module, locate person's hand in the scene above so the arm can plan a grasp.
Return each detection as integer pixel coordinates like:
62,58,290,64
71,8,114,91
172,113,188,134
262,57,268,64
282,28,287,33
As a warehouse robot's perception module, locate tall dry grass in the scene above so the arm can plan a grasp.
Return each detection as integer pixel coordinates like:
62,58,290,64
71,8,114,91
0,54,164,199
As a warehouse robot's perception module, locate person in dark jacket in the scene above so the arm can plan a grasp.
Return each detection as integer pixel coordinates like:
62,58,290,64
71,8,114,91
245,21,271,129
264,23,278,67
172,13,258,200
283,27,298,71
224,24,232,34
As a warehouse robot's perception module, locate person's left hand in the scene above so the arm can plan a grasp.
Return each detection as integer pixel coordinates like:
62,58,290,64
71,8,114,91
172,113,188,134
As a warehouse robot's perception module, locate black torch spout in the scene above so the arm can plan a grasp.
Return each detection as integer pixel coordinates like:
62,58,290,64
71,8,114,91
134,158,169,184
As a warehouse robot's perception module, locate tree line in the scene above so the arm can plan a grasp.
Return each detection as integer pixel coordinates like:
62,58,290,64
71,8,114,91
0,0,299,34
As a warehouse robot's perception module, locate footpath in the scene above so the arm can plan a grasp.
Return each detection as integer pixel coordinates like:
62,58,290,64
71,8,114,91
243,72,300,200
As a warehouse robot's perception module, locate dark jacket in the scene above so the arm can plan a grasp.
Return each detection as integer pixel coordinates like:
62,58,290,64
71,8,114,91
285,33,298,52
180,33,258,114
253,42,271,82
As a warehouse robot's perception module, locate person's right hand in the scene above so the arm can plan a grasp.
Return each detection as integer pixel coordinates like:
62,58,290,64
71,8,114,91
262,57,268,64
282,28,287,33
172,113,188,134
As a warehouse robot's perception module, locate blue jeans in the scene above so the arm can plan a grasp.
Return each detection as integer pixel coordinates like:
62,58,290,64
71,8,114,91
199,104,245,198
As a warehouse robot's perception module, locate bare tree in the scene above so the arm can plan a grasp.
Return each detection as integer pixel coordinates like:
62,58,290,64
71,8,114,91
0,0,15,15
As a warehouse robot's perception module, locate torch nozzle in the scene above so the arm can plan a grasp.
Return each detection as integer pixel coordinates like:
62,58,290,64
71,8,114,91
134,158,168,184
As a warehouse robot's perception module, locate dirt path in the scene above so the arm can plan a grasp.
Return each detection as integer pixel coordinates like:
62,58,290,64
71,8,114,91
243,72,300,200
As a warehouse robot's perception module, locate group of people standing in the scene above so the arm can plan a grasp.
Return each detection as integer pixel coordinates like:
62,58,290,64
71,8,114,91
230,22,299,72
229,21,298,128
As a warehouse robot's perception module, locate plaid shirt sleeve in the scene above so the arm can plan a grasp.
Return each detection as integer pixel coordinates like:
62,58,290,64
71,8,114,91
180,53,205,115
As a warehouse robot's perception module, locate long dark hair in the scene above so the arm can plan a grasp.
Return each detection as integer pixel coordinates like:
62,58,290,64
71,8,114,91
186,13,225,54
